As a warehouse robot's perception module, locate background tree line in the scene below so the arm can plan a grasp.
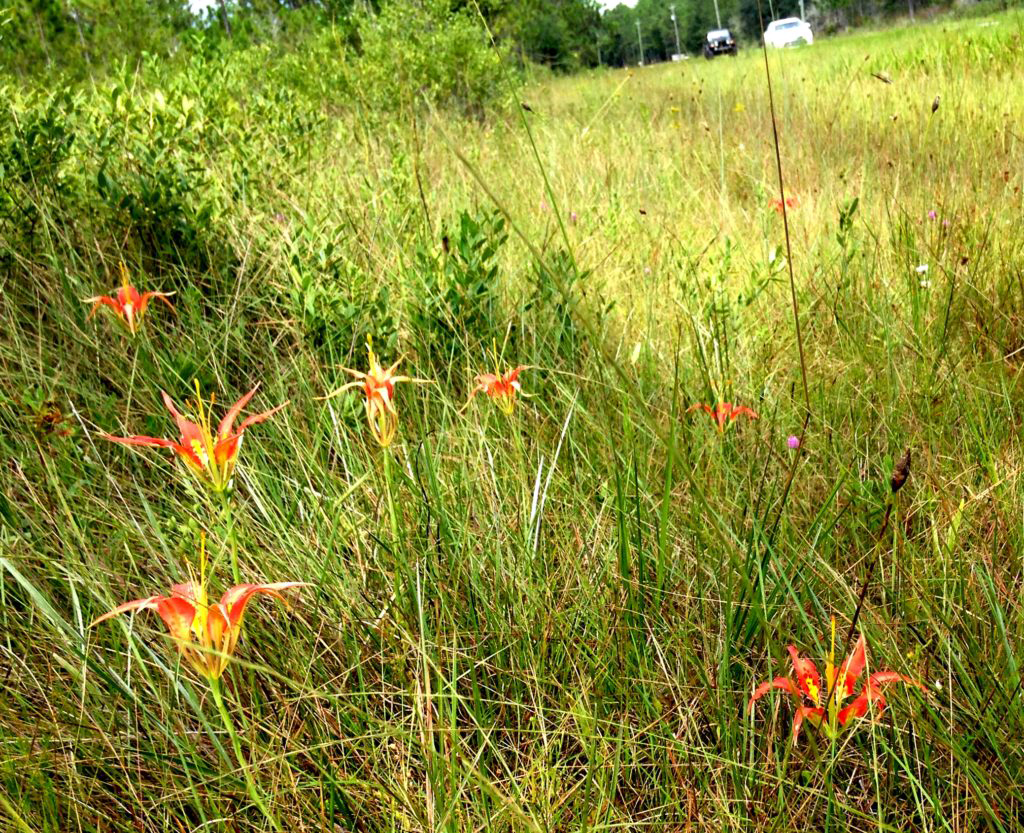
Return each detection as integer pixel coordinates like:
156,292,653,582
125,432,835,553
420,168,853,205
0,0,991,80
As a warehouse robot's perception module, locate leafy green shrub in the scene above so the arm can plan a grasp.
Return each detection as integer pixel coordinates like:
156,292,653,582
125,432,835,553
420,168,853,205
0,87,79,245
1,1,513,320
407,209,508,365
287,226,398,361
350,0,509,118
0,0,194,80
528,248,589,359
89,70,233,273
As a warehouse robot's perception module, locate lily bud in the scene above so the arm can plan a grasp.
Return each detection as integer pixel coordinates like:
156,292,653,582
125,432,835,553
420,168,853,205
891,448,911,494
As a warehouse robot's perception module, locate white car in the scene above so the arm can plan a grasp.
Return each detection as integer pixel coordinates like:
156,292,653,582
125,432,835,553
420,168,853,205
763,18,814,47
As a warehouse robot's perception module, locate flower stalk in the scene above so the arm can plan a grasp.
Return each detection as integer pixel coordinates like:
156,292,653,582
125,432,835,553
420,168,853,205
209,676,281,831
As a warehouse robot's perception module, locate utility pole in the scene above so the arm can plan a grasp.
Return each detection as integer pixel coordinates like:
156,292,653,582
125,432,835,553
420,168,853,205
799,0,806,19
712,0,722,28
636,19,645,65
670,5,682,57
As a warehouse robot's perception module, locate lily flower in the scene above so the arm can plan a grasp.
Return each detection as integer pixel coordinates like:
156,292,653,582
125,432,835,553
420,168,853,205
92,537,305,680
103,383,287,492
688,402,758,433
85,261,174,336
464,365,527,415
321,338,430,448
748,620,922,743
771,196,799,214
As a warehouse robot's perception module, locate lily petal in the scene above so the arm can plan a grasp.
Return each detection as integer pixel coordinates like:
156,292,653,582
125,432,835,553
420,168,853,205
212,398,286,464
787,645,822,702
730,406,759,421
160,391,204,449
206,603,231,651
232,401,289,437
102,433,205,472
839,633,868,696
216,387,258,440
838,671,921,725
748,675,799,710
116,286,142,307
869,670,923,688
170,583,199,604
102,434,181,451
90,596,162,627
91,594,196,642
317,379,363,401
138,290,175,314
84,295,121,320
793,705,824,742
220,581,308,627
376,385,395,413
154,596,197,641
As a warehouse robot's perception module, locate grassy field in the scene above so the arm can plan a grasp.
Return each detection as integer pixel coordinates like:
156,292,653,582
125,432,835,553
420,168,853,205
2,9,1024,832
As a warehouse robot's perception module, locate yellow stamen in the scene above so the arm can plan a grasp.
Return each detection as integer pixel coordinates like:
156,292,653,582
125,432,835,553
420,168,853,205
366,336,378,373
826,616,837,690
191,439,209,466
184,533,211,640
826,616,840,723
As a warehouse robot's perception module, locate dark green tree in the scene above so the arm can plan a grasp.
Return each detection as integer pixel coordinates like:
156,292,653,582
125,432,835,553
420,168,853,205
0,0,194,77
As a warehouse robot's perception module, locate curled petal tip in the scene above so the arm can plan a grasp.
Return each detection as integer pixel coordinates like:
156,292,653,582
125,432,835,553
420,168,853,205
317,381,361,401
90,596,161,627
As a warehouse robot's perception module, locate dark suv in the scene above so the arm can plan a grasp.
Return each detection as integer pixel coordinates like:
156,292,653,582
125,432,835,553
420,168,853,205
703,29,737,58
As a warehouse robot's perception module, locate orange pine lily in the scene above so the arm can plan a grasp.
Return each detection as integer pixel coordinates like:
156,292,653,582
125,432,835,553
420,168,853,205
464,365,527,415
92,539,305,680
321,338,430,448
748,620,922,743
84,261,174,336
103,383,287,492
687,402,758,432
771,195,799,214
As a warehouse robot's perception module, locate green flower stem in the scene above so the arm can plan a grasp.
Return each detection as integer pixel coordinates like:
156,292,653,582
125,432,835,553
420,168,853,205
510,409,530,551
382,447,400,548
209,677,280,831
223,497,240,584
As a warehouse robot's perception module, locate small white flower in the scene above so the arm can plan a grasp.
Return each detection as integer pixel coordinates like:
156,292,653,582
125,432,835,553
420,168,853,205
933,680,943,691
915,263,929,274
920,279,932,288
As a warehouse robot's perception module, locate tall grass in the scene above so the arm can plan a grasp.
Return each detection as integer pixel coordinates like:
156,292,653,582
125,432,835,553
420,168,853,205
2,10,1024,832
